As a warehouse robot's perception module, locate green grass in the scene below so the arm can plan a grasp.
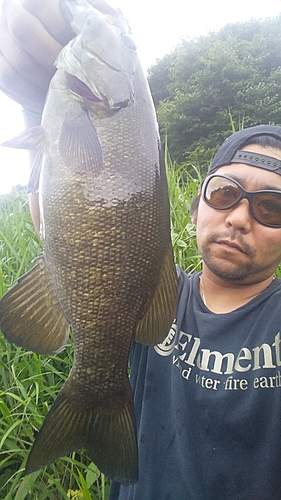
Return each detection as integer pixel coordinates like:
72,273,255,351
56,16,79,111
165,149,202,272
0,165,200,499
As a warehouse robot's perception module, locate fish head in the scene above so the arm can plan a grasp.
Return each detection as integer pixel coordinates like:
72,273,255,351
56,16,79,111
57,0,138,111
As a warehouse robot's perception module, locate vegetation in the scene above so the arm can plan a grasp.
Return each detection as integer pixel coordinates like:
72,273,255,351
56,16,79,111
148,15,281,165
165,148,202,272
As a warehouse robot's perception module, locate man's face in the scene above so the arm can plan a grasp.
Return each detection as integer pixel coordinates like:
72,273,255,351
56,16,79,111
194,144,281,285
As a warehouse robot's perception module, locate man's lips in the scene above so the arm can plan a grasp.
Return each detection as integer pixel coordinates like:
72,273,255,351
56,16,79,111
216,240,246,254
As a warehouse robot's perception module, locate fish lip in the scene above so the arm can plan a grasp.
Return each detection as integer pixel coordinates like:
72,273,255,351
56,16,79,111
65,72,131,110
65,72,103,104
216,239,246,253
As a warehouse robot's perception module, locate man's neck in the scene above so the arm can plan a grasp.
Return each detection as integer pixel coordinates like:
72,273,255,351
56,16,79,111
200,267,275,314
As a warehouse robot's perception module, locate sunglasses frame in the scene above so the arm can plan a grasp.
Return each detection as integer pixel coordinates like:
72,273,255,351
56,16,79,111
202,174,281,228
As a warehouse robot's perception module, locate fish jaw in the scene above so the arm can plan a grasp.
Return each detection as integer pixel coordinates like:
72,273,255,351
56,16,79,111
56,4,137,109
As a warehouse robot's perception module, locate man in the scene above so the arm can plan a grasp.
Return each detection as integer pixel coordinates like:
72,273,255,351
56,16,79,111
1,2,281,499
109,128,281,500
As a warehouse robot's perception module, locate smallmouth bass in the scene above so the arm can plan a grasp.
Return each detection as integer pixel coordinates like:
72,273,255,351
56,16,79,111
0,0,178,484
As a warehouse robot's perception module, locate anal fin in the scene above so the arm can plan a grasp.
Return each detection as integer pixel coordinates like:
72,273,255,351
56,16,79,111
0,254,70,355
135,244,178,345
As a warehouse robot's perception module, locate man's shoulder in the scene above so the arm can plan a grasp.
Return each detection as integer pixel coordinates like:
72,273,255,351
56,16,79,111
176,264,198,290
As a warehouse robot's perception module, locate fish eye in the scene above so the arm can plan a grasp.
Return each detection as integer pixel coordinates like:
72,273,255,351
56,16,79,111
122,34,137,51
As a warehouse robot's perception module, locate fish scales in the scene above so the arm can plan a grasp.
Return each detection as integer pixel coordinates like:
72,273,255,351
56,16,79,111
0,0,178,485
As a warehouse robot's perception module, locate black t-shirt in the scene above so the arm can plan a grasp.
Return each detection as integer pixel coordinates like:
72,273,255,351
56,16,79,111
110,267,281,500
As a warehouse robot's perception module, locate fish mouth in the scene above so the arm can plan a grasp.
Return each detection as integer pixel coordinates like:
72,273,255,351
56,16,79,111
65,73,102,103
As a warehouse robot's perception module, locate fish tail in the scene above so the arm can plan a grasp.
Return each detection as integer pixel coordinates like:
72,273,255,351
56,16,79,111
25,376,138,485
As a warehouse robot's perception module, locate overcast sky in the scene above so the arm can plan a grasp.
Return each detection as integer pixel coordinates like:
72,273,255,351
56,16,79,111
0,0,280,193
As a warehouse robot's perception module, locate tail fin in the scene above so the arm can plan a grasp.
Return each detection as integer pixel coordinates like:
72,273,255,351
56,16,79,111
25,376,138,485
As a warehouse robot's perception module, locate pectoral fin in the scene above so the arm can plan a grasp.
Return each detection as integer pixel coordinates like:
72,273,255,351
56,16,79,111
1,126,46,194
1,125,46,151
135,245,178,345
0,254,70,355
59,111,103,176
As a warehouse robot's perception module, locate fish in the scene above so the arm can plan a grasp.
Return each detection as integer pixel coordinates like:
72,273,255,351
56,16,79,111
0,0,178,485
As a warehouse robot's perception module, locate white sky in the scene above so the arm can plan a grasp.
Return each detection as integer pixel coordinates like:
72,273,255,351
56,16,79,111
0,0,281,193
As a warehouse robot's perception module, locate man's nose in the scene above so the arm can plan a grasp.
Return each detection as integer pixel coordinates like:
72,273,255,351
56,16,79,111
224,199,252,232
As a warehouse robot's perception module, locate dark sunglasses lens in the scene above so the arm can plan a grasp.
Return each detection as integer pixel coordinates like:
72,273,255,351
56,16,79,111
252,193,281,226
204,177,241,209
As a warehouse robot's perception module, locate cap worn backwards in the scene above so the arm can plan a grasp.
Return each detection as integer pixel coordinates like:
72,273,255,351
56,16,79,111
209,125,281,176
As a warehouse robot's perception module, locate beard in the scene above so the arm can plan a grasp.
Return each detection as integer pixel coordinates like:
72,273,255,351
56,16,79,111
201,249,256,282
198,231,264,284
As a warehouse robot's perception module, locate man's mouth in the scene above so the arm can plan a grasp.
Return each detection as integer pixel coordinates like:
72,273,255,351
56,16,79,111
216,240,246,254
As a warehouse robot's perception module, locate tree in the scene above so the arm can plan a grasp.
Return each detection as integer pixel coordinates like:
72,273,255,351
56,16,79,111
148,16,281,166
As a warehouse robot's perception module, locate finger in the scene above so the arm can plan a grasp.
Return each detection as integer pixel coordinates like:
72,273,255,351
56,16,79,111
0,16,54,93
5,1,64,71
22,0,75,45
0,52,46,114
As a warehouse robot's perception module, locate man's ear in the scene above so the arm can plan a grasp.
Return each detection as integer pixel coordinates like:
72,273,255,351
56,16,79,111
190,188,201,225
191,211,197,225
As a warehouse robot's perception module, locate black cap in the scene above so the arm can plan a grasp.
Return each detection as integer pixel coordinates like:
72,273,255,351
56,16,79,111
209,125,281,175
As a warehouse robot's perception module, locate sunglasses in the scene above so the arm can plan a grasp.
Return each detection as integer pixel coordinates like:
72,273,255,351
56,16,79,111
202,174,281,228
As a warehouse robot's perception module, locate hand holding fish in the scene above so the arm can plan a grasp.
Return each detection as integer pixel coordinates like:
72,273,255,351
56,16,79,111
0,0,76,231
0,0,75,116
